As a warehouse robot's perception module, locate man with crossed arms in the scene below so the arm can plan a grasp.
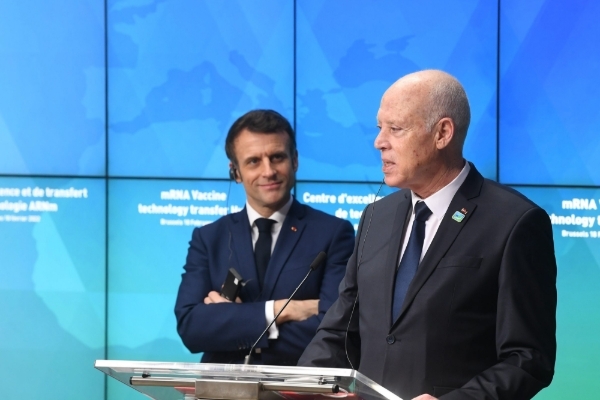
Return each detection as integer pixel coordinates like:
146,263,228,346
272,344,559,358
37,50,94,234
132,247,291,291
176,110,355,365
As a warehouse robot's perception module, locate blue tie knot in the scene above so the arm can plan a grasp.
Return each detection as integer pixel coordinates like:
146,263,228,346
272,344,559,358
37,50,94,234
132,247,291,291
414,201,432,222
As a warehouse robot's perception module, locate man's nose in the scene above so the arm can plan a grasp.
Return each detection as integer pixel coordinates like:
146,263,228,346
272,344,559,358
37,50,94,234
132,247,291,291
261,159,277,176
374,130,388,150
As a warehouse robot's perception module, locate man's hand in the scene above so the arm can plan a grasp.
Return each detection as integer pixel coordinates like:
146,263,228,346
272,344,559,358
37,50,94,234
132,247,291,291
412,395,437,400
204,291,241,304
274,299,319,324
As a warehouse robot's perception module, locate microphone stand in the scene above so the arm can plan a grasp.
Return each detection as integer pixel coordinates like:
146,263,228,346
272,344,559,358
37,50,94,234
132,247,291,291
244,251,327,365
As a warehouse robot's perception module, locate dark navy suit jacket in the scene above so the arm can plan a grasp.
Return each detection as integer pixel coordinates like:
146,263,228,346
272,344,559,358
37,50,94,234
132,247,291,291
299,164,557,399
175,198,355,365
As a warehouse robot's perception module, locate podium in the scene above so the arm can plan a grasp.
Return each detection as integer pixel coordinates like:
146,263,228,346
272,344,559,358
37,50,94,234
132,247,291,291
95,360,403,400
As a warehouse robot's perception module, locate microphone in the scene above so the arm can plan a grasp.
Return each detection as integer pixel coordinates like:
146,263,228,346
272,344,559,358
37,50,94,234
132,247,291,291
244,251,327,365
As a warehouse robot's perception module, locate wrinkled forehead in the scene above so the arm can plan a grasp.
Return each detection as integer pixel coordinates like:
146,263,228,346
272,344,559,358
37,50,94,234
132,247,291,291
377,82,426,122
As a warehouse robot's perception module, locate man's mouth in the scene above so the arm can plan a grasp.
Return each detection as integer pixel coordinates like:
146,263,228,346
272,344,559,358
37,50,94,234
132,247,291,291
260,182,282,190
382,159,394,172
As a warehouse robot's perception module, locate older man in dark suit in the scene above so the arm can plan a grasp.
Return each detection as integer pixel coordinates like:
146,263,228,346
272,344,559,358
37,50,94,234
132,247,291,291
299,70,557,400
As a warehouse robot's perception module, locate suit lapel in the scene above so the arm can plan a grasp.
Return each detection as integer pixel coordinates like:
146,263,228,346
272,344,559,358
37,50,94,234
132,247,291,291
383,191,412,327
393,164,484,326
229,208,261,299
261,199,306,300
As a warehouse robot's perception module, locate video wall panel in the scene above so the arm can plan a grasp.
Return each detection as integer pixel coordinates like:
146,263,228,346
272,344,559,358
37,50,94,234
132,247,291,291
107,0,294,178
500,0,600,185
296,181,397,231
1,1,600,399
0,1,105,176
0,176,106,399
296,0,498,181
515,186,600,398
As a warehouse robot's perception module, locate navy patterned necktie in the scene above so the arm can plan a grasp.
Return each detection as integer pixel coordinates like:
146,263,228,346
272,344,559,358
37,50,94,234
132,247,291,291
254,218,275,289
392,201,432,320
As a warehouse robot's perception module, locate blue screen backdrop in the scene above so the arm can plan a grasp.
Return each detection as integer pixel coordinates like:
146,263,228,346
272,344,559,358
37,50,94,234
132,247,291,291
296,0,498,181
0,1,105,176
0,177,105,399
514,187,600,399
0,1,599,399
500,0,600,185
107,0,294,178
297,182,397,230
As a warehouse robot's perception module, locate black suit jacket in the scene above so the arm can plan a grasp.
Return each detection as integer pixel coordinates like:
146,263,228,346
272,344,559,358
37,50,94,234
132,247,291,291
299,164,557,399
175,199,355,365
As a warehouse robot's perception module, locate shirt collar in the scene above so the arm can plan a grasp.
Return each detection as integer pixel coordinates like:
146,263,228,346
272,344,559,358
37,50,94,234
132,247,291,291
246,195,293,227
411,161,471,218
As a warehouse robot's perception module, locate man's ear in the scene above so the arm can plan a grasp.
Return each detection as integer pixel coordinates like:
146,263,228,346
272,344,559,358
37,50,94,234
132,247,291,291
229,162,240,183
434,117,455,150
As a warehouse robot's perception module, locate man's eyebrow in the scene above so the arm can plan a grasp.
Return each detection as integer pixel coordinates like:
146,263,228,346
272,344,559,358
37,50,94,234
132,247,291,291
240,155,259,163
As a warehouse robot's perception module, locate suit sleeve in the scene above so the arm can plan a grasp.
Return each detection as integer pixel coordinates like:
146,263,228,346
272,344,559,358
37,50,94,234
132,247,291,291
270,217,356,360
174,227,268,353
442,207,557,400
298,206,370,368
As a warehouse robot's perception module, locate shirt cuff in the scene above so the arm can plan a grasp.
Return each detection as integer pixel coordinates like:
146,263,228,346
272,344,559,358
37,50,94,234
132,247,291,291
265,300,280,339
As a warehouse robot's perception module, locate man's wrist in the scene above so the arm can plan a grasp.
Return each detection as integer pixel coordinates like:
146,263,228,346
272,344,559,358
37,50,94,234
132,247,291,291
265,300,279,339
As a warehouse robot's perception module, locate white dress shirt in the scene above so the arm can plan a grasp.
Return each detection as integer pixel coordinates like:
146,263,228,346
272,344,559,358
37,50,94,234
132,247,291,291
399,161,471,263
245,196,294,339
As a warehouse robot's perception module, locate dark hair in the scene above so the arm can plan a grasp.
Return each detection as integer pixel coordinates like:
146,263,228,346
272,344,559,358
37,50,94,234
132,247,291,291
225,109,296,164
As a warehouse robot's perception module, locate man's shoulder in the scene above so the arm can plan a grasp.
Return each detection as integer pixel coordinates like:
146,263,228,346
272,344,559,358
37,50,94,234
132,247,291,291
474,178,555,229
192,210,243,235
460,164,542,214
480,178,539,210
370,188,408,209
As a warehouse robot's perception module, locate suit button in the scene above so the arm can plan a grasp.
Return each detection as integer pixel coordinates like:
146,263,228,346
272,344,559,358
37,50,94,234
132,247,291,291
386,335,395,344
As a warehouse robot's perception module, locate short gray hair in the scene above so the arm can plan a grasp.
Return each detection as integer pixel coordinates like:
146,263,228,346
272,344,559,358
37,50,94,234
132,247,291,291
425,76,471,142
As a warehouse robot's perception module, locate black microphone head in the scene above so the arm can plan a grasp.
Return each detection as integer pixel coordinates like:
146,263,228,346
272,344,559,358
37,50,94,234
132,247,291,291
310,251,327,271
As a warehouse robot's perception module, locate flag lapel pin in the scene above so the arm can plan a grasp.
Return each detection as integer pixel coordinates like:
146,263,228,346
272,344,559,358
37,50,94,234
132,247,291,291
452,211,466,223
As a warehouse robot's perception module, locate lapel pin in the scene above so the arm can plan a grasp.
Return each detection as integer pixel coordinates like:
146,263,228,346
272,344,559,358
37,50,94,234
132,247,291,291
461,208,468,214
291,226,297,232
452,211,466,223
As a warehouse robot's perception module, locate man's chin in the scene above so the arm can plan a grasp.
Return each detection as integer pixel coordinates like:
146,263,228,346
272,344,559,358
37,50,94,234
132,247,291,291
260,192,289,208
383,176,405,189
383,175,395,187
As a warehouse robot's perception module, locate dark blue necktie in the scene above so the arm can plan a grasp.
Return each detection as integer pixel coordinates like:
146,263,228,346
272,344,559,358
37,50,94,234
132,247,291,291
254,218,275,289
392,201,432,320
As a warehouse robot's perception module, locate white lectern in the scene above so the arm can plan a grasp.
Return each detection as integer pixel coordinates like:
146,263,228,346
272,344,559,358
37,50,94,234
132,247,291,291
95,360,403,400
